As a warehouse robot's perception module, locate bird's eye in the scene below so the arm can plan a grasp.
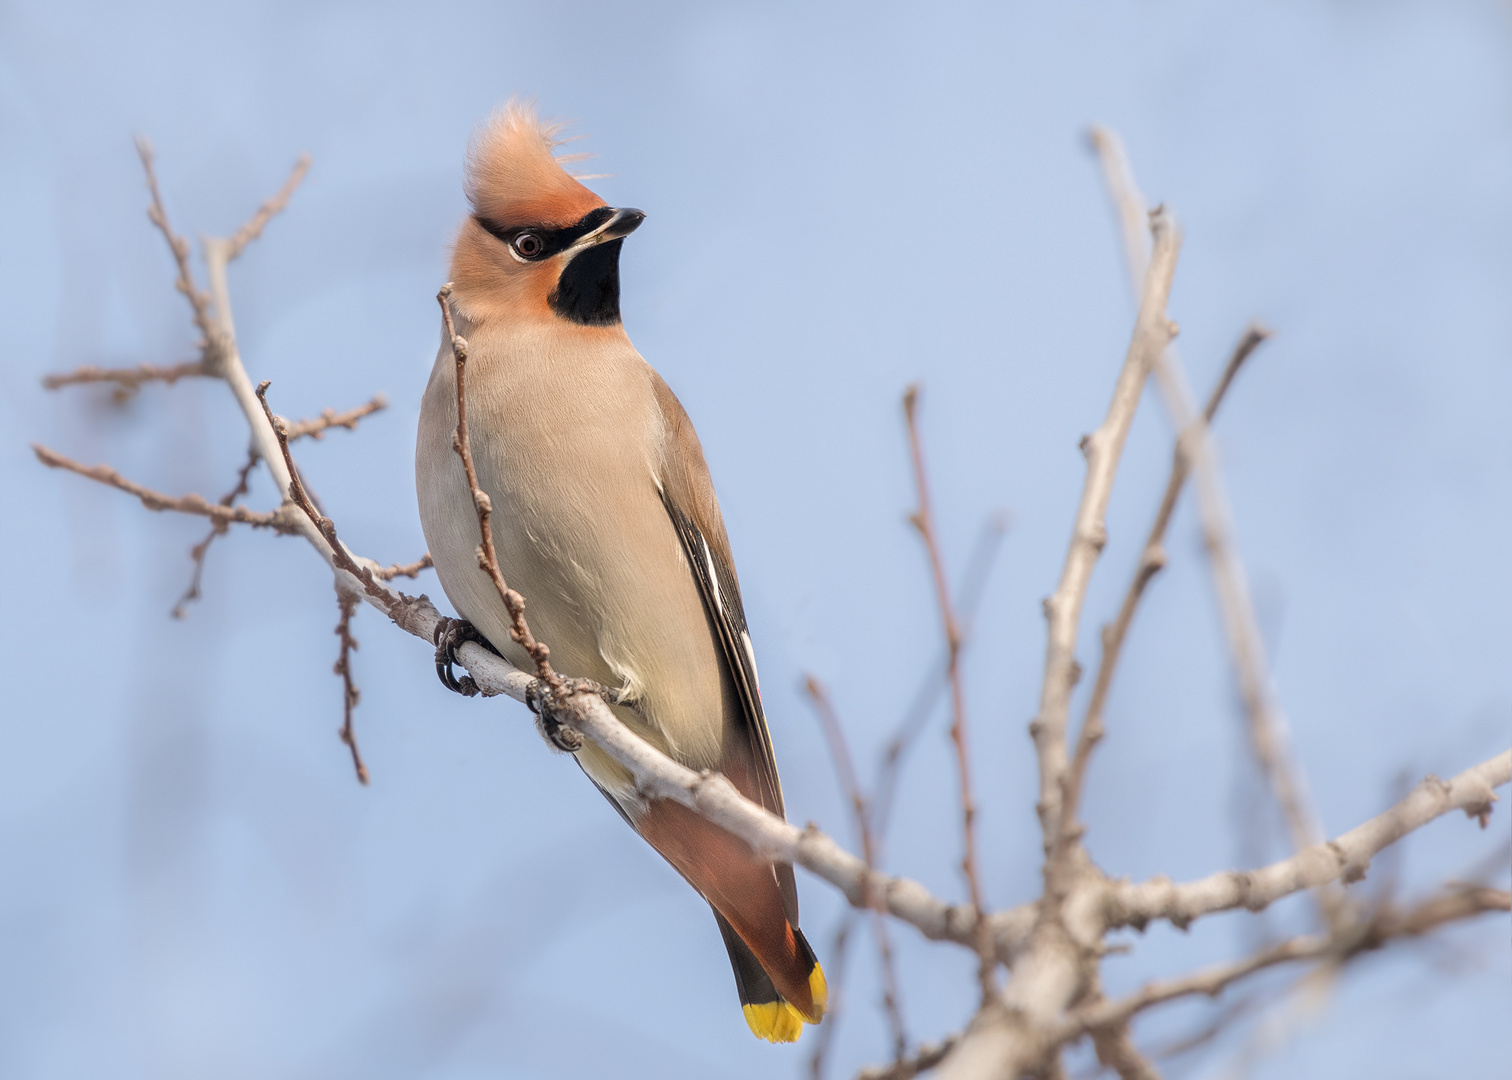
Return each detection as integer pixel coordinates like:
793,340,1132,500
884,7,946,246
513,232,544,259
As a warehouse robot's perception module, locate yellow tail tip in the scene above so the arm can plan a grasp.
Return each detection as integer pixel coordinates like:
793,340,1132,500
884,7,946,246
741,963,829,1041
742,1001,807,1043
806,962,829,1021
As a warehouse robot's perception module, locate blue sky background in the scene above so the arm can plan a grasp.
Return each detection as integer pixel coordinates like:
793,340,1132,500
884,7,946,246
1,2,1508,1078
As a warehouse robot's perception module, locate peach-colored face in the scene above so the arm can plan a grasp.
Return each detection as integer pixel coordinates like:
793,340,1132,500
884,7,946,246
448,106,614,325
449,218,560,323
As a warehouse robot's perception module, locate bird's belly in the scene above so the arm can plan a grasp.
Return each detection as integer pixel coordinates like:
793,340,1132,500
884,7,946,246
416,342,728,789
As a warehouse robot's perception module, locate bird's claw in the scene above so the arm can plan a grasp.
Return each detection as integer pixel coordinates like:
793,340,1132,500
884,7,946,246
433,616,497,697
528,677,608,753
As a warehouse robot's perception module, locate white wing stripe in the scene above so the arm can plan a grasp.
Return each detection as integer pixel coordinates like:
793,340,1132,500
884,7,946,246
741,630,762,698
701,535,723,617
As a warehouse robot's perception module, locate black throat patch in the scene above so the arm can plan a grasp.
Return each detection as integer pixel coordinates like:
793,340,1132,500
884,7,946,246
549,239,624,326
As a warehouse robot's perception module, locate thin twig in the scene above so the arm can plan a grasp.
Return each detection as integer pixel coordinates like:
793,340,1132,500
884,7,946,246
872,514,1009,845
283,395,388,440
32,442,293,531
902,385,993,1001
134,136,216,350
437,284,561,693
1060,325,1269,833
41,360,208,393
805,676,908,1063
225,154,311,261
253,381,399,614
172,445,261,617
334,589,370,784
373,554,434,581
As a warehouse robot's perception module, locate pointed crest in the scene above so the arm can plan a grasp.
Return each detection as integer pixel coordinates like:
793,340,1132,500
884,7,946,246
465,100,605,228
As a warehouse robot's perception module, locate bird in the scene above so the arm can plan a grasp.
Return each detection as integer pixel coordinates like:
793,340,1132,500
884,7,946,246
415,102,826,1044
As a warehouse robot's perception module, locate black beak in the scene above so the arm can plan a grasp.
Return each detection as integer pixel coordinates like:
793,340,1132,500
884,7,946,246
600,207,646,240
564,207,645,257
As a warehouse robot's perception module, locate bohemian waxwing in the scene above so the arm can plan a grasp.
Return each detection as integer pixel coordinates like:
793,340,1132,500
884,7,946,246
415,102,826,1043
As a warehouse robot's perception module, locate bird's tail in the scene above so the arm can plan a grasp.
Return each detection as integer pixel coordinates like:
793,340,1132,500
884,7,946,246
714,909,825,1042
636,798,827,1041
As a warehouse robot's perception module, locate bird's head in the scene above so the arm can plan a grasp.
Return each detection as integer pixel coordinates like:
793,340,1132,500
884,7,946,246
448,101,644,328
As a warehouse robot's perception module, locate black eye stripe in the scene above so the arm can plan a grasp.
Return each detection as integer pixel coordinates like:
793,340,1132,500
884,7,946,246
476,206,617,260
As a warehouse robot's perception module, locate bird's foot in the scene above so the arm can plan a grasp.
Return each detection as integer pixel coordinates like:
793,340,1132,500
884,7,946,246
432,616,499,697
526,677,611,753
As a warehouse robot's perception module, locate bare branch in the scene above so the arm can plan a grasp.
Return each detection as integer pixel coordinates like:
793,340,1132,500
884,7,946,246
134,136,216,347
32,442,294,532
806,676,908,1063
224,154,311,261
172,445,261,617
373,554,433,581
283,395,388,440
1061,324,1269,835
1037,206,1181,857
334,589,370,785
41,360,208,393
918,749,1506,1079
1108,752,1510,930
903,385,994,999
1201,330,1267,428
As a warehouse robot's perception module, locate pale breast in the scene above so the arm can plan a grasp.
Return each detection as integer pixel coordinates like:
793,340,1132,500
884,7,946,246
415,319,731,794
